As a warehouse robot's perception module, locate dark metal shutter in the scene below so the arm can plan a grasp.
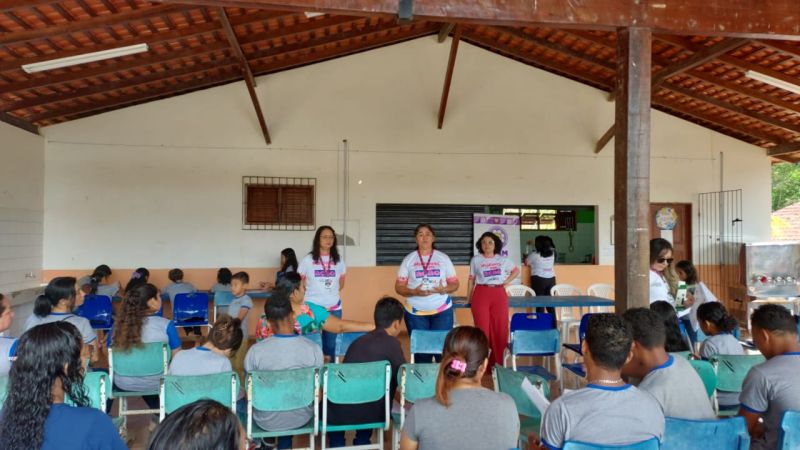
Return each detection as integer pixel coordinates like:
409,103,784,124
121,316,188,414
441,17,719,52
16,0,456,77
376,204,487,266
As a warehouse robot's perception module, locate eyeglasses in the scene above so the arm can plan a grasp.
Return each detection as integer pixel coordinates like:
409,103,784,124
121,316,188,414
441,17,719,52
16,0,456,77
656,258,674,264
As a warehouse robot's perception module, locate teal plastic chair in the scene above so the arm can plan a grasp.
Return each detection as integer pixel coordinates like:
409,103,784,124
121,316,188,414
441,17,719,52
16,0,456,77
160,372,239,421
246,367,320,448
391,363,438,450
334,332,366,363
0,375,8,409
688,359,717,398
710,354,765,415
562,438,660,450
662,416,749,450
322,361,390,450
493,365,550,449
780,410,800,449
64,371,108,412
213,291,235,322
109,342,170,436
409,330,448,363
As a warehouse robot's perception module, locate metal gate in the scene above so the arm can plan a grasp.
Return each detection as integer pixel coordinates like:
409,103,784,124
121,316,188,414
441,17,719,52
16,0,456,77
696,189,744,313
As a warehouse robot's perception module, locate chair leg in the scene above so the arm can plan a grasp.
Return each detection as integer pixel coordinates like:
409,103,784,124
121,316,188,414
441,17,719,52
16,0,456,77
379,427,385,450
392,427,399,450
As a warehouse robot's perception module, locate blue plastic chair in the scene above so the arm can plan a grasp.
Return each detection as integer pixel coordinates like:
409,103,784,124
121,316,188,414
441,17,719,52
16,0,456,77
779,410,800,450
507,328,561,382
391,363,439,450
409,330,448,363
510,312,557,331
322,361,390,450
160,372,239,421
562,438,660,450
213,291,235,322
76,295,114,330
172,292,210,329
662,416,748,450
109,342,170,436
334,332,366,363
247,367,320,447
493,365,550,449
561,314,593,386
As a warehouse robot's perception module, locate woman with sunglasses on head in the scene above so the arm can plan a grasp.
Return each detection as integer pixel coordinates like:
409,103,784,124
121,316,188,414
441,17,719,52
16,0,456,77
649,238,677,306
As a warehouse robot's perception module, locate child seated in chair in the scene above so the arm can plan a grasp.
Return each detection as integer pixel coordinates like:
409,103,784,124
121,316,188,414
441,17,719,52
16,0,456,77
696,301,743,410
163,268,199,336
326,296,406,448
622,308,714,420
170,315,243,376
532,314,664,450
245,290,323,450
739,304,800,450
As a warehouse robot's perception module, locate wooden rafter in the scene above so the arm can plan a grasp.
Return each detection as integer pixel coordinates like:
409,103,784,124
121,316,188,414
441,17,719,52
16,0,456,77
437,24,461,129
768,141,800,157
218,6,271,144
0,110,37,134
496,26,615,72
437,23,454,43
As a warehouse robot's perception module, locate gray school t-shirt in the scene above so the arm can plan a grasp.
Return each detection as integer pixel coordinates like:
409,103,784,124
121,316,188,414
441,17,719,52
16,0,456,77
699,333,744,407
403,388,519,450
210,283,232,293
638,354,715,420
542,384,664,449
113,316,173,392
162,282,196,302
228,294,253,336
244,335,323,431
740,353,800,450
169,347,232,376
24,313,98,345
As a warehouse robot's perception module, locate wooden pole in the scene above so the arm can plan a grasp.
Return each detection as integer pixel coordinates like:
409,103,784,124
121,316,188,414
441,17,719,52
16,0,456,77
614,27,652,313
437,24,462,129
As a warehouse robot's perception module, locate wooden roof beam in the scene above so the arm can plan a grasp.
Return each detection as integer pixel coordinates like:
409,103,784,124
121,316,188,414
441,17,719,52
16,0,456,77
437,24,461,129
219,7,271,145
768,141,800,157
0,110,37,134
496,26,616,72
437,23,454,43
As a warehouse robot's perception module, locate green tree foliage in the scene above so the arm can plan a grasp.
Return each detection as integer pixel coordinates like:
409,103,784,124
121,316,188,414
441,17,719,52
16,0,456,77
773,163,800,211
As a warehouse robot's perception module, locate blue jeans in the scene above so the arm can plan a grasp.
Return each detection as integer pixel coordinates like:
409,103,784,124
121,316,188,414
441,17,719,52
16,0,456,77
327,430,373,447
322,309,343,359
404,307,454,363
277,436,292,449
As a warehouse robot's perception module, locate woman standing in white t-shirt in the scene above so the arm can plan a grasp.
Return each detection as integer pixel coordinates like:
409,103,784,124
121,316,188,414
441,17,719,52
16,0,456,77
467,232,518,368
649,238,676,306
298,226,346,359
526,235,557,316
395,224,460,363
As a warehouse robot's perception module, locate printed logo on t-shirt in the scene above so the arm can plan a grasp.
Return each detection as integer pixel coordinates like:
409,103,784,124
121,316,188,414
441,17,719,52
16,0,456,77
483,268,502,277
414,268,441,278
313,269,336,278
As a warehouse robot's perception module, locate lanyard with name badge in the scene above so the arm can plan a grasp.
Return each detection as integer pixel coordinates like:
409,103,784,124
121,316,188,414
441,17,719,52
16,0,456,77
418,250,434,289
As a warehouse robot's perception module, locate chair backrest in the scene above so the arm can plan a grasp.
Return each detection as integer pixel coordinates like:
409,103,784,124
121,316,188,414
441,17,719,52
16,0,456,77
505,284,536,297
409,330,448,358
173,292,210,322
779,410,800,450
510,329,560,356
334,332,366,358
663,416,749,450
248,367,319,412
83,371,108,412
214,291,235,307
688,359,717,398
492,365,550,418
510,312,556,331
0,375,8,409
161,372,239,416
551,284,582,296
710,354,766,392
587,283,615,299
77,295,113,328
562,438,660,450
398,363,438,403
110,342,169,378
577,313,594,343
323,361,390,405
305,332,323,348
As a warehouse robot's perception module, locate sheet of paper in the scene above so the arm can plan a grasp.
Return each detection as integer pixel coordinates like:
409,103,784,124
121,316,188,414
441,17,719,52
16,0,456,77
521,377,550,414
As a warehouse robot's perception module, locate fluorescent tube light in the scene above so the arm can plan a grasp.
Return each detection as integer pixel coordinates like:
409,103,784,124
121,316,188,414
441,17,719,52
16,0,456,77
745,70,800,95
21,43,149,74
304,11,326,18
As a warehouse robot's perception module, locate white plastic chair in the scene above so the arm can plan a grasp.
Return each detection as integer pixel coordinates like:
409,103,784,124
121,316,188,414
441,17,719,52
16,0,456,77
505,284,536,297
551,284,582,349
587,283,615,313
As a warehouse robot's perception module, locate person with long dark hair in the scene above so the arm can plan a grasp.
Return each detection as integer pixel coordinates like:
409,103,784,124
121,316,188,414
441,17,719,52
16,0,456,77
260,248,299,291
0,293,16,376
298,226,347,359
123,267,150,296
675,259,718,345
467,231,518,368
24,277,98,363
399,326,518,450
649,301,690,353
148,399,246,450
696,302,743,410
526,235,557,316
169,315,243,376
0,322,126,450
79,264,120,297
395,224,460,363
649,238,677,305
211,267,233,293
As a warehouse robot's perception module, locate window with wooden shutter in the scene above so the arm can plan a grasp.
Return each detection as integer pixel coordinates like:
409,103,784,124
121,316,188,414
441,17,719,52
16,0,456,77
242,177,315,230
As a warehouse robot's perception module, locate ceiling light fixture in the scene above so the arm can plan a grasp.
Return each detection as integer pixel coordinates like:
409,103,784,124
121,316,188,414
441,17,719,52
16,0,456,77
745,70,800,95
304,11,326,18
21,43,149,74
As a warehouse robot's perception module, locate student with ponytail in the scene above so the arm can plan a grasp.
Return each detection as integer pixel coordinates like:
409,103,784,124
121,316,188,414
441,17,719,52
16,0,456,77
25,277,98,363
170,315,243,376
697,302,743,409
81,264,120,297
123,267,150,296
400,326,519,450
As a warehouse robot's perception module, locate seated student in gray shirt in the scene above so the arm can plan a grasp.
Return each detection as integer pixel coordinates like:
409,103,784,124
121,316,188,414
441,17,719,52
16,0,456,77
697,302,744,409
245,290,323,450
622,308,715,420
535,314,664,450
169,315,243,376
400,326,519,450
739,304,800,450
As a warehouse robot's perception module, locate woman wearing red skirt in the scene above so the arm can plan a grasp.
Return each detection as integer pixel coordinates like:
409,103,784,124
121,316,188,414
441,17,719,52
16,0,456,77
467,232,519,367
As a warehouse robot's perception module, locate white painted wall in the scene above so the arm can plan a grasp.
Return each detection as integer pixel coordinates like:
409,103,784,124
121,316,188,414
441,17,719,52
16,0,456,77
0,122,45,291
41,36,771,269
